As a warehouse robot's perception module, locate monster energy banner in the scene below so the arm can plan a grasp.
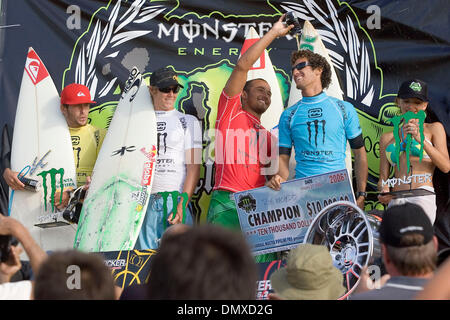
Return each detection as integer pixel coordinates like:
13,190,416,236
0,0,449,223
234,169,355,255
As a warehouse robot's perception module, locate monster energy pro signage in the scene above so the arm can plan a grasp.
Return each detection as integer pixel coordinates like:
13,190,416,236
234,169,355,255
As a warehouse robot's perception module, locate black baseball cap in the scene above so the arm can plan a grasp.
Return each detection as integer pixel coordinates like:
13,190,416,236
397,79,428,102
379,203,434,247
150,67,184,89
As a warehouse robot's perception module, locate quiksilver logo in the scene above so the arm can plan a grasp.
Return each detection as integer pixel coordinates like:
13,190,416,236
25,57,40,83
77,91,86,97
24,50,49,85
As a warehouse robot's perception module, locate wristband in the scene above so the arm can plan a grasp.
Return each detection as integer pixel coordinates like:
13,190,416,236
356,191,367,198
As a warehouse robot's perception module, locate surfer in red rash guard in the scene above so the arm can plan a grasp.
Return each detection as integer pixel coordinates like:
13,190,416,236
206,16,292,263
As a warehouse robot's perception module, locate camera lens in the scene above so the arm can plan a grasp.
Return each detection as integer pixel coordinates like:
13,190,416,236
0,235,12,262
285,12,302,35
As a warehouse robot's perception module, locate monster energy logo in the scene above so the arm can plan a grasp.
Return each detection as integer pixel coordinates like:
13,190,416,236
157,20,274,44
157,133,168,155
237,194,257,214
390,110,426,174
307,120,326,147
160,191,189,230
37,168,64,212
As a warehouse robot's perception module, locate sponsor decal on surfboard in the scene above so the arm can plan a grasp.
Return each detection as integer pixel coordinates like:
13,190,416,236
24,49,49,85
122,67,142,102
135,185,149,213
140,146,157,161
10,47,77,256
241,38,266,70
140,145,157,187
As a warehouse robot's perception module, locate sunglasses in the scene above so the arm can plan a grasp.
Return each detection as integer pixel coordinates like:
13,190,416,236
158,86,180,94
291,61,310,73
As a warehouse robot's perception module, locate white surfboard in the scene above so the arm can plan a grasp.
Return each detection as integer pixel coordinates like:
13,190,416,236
241,27,284,132
10,47,77,255
74,67,157,252
287,21,353,181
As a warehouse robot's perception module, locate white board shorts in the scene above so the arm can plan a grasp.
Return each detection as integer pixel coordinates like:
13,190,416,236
388,186,436,224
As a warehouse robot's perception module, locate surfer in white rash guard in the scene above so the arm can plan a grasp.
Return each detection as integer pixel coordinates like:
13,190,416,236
266,49,368,210
135,67,202,250
3,83,106,214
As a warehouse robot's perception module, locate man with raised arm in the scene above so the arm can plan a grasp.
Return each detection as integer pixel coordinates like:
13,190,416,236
207,16,293,262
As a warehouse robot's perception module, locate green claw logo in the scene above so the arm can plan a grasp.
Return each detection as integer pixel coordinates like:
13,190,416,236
37,168,65,212
160,191,189,229
390,110,426,173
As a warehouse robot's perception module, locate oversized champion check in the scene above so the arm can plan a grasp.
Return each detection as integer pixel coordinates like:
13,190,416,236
234,169,355,255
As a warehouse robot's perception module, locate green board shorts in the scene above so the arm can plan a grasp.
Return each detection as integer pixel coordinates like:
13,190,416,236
207,189,277,263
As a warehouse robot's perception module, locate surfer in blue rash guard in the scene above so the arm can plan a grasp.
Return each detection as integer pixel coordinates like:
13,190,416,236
135,67,202,250
2,83,106,215
266,49,368,209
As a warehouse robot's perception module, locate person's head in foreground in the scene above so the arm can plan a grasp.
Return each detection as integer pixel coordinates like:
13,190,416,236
33,250,116,300
147,225,258,299
379,203,438,277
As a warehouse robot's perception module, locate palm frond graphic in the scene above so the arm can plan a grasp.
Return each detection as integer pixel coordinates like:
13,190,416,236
73,0,166,100
281,0,375,108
